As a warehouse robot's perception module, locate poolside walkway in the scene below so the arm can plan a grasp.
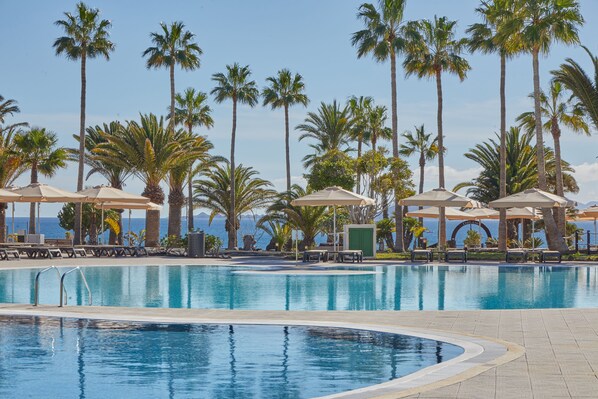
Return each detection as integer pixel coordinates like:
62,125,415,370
1,256,598,397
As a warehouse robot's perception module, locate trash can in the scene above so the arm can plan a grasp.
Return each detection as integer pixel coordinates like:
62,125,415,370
187,231,205,258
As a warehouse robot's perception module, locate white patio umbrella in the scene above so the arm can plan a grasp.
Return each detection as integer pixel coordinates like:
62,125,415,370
290,186,375,251
0,188,22,237
12,183,87,234
78,186,150,244
578,205,598,245
406,207,475,220
401,188,481,248
96,201,161,245
488,188,575,209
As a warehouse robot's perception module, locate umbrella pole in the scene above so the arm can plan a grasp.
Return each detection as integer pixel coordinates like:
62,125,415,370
37,203,40,235
101,205,105,245
11,202,14,235
128,209,132,246
333,206,337,253
594,218,596,247
532,219,535,252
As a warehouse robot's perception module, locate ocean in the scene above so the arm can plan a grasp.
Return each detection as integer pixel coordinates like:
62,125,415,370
8,216,597,249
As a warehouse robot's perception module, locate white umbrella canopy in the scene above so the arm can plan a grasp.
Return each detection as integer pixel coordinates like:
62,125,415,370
580,205,598,218
78,185,150,204
290,186,375,251
400,188,482,208
0,188,21,202
406,207,475,220
465,208,500,219
489,188,575,209
505,207,541,220
13,183,87,202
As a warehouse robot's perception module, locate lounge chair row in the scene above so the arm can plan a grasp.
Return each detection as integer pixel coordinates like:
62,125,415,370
302,249,364,263
0,244,148,260
410,248,562,264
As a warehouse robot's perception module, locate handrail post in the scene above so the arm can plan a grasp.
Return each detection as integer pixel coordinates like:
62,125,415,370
33,266,63,306
59,267,92,307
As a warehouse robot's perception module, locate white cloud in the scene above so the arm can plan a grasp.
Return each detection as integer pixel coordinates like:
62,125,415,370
570,162,598,203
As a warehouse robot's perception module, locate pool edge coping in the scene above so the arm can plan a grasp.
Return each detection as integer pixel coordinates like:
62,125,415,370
0,306,524,399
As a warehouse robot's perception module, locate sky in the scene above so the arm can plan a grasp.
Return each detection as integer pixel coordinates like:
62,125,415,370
1,0,598,217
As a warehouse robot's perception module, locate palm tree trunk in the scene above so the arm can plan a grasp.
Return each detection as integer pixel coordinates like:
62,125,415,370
532,49,567,252
356,139,362,194
188,164,194,232
169,63,176,132
390,50,404,252
228,98,238,249
29,165,38,234
498,53,508,252
73,52,87,245
435,69,446,249
284,104,291,192
0,204,6,243
167,185,185,238
418,155,425,227
143,183,163,247
552,124,566,236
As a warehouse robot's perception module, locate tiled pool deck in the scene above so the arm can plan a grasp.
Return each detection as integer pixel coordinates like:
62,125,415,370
2,256,598,398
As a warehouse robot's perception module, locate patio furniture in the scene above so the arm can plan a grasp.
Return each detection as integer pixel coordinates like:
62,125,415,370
411,249,433,262
45,238,87,258
444,249,467,263
338,249,363,263
302,250,328,263
539,250,562,263
506,249,528,263
0,248,20,260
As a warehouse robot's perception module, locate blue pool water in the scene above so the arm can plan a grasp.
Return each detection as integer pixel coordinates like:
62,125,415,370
1,264,598,310
0,316,462,398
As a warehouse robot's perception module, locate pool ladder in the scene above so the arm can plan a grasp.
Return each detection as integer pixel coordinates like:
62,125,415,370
33,266,92,307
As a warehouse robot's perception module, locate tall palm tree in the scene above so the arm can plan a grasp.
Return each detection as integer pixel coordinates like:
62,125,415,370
94,114,196,246
552,46,598,131
403,15,470,249
347,96,373,194
516,81,589,235
0,95,21,124
77,122,133,244
54,2,114,245
505,0,583,251
365,105,393,150
352,0,407,251
14,128,68,234
400,125,438,195
0,128,25,242
143,21,202,133
166,133,213,238
168,88,214,232
296,100,353,168
211,63,259,249
262,69,309,191
194,162,276,248
467,0,521,252
259,185,328,249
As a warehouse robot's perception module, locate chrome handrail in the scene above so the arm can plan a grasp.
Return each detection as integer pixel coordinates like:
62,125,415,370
33,266,66,306
59,267,92,307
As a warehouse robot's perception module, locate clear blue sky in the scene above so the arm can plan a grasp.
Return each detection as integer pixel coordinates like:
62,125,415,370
1,0,598,217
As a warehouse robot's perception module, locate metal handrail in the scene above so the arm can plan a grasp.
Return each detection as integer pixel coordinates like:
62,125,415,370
34,266,66,306
59,267,92,307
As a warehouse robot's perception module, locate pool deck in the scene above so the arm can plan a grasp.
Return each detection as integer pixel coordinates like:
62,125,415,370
2,256,598,398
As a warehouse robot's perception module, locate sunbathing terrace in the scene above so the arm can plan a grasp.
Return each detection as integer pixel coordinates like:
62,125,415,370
1,256,598,398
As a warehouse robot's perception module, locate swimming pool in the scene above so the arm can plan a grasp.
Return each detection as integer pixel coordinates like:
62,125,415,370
1,264,597,310
0,315,463,398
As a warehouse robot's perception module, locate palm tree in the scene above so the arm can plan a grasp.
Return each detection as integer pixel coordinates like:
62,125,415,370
296,100,353,167
516,81,589,235
400,125,438,195
552,46,598,131
168,87,214,232
403,15,470,249
54,2,114,245
0,95,21,124
94,114,196,246
76,122,133,243
347,96,373,194
0,128,25,242
366,105,393,150
143,21,202,133
467,0,521,252
351,0,407,251
262,69,309,191
505,0,583,251
14,128,68,234
194,162,276,249
211,63,259,249
259,185,328,249
166,133,213,239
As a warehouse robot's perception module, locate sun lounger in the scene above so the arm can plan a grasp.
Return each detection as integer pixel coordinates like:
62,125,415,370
338,249,363,263
0,248,20,260
506,249,528,263
20,246,62,259
539,250,561,263
302,249,328,263
411,249,433,262
444,249,467,263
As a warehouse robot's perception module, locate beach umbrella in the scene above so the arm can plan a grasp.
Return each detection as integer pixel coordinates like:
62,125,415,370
0,188,22,237
12,183,87,234
488,188,575,209
96,201,161,245
465,208,500,219
578,205,598,245
406,207,476,220
78,186,150,244
400,188,481,247
290,186,375,251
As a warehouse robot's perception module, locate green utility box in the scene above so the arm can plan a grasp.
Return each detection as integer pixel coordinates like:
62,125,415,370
344,224,376,258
